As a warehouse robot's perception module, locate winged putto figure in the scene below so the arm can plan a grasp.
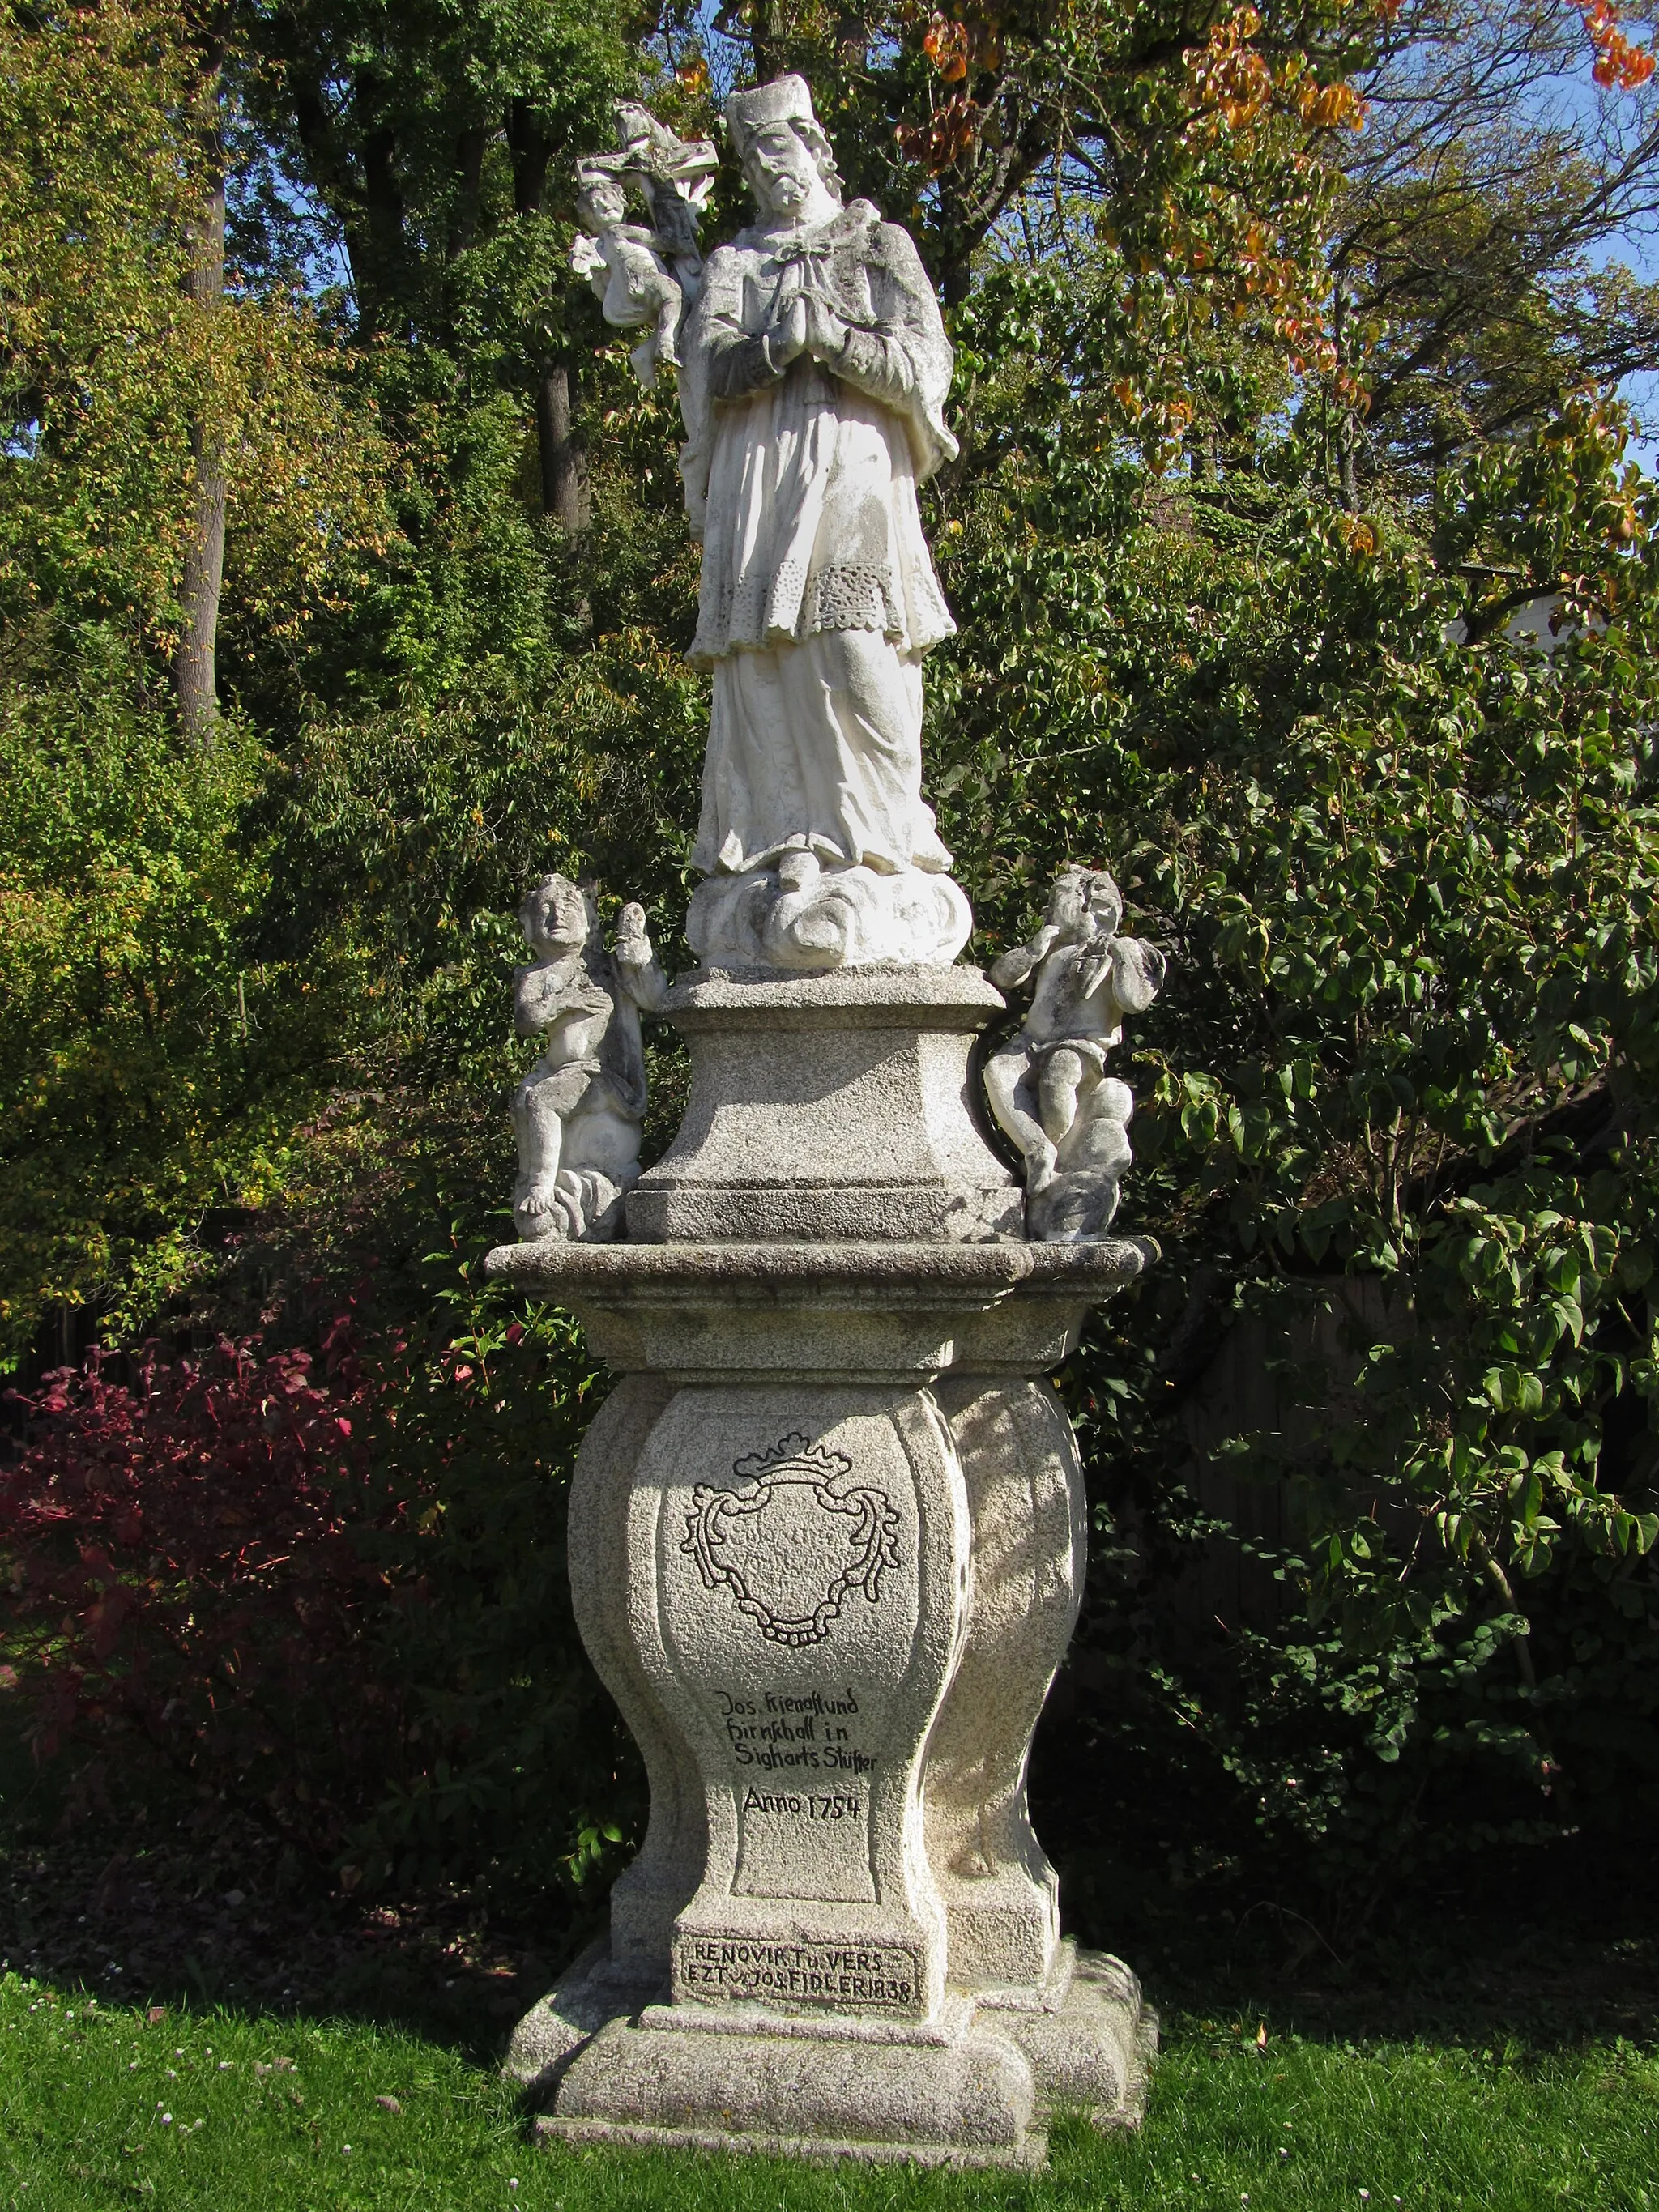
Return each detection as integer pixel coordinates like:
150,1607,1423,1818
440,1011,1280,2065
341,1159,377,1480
985,867,1167,1242
511,875,670,1242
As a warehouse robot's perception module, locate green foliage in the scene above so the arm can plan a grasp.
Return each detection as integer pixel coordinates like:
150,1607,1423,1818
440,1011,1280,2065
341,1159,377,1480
340,1257,631,1899
0,648,308,1358
3,0,1658,1935
928,356,1659,1907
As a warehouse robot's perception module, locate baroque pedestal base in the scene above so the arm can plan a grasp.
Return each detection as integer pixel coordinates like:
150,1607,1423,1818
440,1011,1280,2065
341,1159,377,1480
484,1234,1157,2169
625,969,1022,1244
508,1937,1153,2167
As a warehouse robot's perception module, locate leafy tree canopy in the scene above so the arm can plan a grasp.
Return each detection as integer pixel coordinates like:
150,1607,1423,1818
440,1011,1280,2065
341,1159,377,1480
2,0,1658,1920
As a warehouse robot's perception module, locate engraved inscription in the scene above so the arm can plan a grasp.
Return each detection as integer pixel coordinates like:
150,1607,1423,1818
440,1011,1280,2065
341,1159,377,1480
683,1433,900,1647
742,1788,862,1819
717,1686,876,1775
676,1934,919,2009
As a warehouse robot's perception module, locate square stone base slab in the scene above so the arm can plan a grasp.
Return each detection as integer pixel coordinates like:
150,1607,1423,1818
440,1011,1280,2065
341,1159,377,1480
506,1941,1154,2169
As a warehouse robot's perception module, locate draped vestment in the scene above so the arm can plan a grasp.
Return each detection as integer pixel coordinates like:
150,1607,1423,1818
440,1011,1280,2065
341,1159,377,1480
680,201,957,876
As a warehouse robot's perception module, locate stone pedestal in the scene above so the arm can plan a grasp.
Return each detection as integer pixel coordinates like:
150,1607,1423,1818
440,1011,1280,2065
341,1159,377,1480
488,1167,1156,2163
626,968,1022,1244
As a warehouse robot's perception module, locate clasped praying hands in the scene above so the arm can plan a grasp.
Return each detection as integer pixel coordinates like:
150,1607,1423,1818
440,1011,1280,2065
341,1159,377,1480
767,288,851,370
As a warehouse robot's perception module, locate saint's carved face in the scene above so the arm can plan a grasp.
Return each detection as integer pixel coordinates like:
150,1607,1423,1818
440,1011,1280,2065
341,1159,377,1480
744,121,819,218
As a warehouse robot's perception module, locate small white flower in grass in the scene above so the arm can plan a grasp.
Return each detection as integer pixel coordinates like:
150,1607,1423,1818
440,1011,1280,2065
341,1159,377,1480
343,2145,352,2154
160,2114,172,2125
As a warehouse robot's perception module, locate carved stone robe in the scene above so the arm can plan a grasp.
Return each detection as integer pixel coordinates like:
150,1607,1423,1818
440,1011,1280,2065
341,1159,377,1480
680,200,957,877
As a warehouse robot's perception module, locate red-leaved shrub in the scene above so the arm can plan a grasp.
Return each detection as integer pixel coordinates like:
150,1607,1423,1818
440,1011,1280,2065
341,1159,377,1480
0,1297,634,1898
0,1320,404,1851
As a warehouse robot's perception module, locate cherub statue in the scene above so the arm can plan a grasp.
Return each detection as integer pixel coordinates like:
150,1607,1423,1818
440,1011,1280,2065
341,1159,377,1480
984,867,1166,1242
573,171,686,389
571,105,717,389
511,876,670,1242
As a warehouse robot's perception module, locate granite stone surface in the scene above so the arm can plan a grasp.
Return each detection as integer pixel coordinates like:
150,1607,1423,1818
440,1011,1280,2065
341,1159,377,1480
493,79,1158,2161
507,1937,1152,2164
625,968,1023,1244
496,1241,1154,2161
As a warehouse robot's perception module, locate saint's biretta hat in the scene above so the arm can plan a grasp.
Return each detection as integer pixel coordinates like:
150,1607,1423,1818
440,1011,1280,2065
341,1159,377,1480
723,74,817,161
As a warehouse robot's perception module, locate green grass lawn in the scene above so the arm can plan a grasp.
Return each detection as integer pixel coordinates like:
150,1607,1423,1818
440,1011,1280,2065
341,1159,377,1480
2,1971,1656,2212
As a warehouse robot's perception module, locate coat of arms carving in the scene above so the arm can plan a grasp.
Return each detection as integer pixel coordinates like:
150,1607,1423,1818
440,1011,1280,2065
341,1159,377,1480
682,1433,901,1648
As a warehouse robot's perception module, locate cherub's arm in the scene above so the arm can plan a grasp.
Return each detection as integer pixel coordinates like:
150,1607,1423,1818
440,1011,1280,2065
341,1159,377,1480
570,232,610,306
514,961,565,1036
516,961,615,1037
1108,936,1166,1016
988,922,1060,994
613,903,671,1013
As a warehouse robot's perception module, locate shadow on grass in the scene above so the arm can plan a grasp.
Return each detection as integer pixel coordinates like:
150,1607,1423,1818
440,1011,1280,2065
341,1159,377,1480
1054,1829,1659,2052
0,1723,599,2067
6,1720,1658,2073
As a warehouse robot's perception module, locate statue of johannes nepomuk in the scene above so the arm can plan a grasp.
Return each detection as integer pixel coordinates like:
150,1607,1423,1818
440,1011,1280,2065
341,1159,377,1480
986,867,1166,1241
670,74,970,970
510,876,669,1242
490,80,1159,2163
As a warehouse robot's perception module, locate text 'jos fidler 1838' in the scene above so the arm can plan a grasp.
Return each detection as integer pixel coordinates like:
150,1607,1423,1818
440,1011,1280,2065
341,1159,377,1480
676,1935,920,2009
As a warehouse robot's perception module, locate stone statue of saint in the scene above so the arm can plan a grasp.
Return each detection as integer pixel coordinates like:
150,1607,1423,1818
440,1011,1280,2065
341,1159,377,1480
674,75,970,969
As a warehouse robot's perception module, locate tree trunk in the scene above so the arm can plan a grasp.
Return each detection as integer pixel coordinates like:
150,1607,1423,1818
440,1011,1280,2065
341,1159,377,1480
175,142,226,748
509,99,551,219
537,360,589,537
508,100,585,540
449,122,488,258
355,66,408,330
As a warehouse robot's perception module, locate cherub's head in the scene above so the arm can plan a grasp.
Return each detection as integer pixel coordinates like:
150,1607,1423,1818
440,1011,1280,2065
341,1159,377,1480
1045,866,1122,942
725,76,843,220
576,173,628,230
520,873,596,958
